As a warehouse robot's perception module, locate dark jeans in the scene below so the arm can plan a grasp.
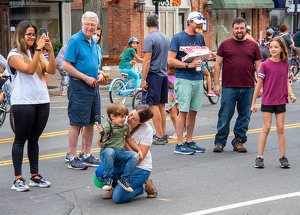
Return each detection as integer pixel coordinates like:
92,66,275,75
214,87,254,147
12,103,50,176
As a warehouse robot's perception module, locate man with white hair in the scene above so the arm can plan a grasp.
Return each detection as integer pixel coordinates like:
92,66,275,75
168,11,207,155
62,11,105,169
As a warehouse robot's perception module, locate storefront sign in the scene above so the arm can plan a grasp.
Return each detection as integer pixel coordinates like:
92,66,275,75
287,3,300,12
152,0,181,6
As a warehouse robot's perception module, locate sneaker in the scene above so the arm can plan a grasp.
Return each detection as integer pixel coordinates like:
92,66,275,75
11,178,30,192
207,91,216,97
102,178,113,191
117,178,133,192
102,188,114,199
68,156,88,170
65,152,70,163
144,179,157,198
185,141,205,153
82,154,101,167
213,144,224,152
162,134,169,143
174,143,195,155
279,156,290,168
169,133,177,139
254,157,264,168
152,135,166,145
65,152,84,163
29,174,51,188
78,152,84,160
233,139,247,153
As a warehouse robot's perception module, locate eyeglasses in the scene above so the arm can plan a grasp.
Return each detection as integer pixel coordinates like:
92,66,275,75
83,23,97,28
25,33,37,38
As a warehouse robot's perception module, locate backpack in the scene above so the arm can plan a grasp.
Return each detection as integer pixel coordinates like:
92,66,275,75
259,39,270,61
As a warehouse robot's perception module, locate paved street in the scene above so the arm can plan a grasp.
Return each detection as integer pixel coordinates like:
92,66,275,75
1,82,300,215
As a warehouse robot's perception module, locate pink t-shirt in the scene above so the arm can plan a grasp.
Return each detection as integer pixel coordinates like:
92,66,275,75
258,59,289,105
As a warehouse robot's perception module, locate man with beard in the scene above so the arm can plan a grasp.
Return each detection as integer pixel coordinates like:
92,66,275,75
213,17,262,153
168,12,207,154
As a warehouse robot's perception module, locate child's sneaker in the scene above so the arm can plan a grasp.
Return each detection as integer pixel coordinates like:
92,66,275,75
185,141,205,153
117,178,133,192
29,174,51,188
254,157,264,168
102,178,113,191
11,178,30,192
279,156,290,168
174,143,195,155
207,91,216,97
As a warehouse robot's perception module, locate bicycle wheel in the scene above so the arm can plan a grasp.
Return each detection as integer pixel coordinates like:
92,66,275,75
132,90,143,109
9,108,15,134
0,101,7,128
207,68,220,104
203,73,208,92
109,79,127,104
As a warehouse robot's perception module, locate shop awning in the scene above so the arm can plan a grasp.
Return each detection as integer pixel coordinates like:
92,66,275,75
38,0,74,2
212,0,274,9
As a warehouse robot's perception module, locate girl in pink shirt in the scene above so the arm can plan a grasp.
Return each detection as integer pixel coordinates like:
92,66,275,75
251,37,296,169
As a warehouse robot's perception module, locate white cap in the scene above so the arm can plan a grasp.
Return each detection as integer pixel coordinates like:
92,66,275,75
187,12,206,24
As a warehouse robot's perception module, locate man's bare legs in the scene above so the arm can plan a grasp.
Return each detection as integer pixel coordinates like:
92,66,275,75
176,111,188,145
68,124,81,157
149,104,166,138
82,125,94,155
186,111,197,143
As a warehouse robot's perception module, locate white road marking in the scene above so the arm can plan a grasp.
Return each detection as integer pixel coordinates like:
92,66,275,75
183,192,300,215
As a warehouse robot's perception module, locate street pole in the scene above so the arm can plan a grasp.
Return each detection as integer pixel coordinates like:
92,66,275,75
294,0,298,33
155,2,159,15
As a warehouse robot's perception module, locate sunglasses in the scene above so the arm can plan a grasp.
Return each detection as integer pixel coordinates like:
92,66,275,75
25,33,37,38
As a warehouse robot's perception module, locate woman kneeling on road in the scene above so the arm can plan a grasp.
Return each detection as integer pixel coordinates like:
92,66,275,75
95,105,158,203
7,21,56,191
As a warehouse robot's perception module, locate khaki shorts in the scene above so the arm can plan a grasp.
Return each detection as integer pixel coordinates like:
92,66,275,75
174,78,203,112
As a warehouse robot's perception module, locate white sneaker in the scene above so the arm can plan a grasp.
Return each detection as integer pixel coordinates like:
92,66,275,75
169,133,177,139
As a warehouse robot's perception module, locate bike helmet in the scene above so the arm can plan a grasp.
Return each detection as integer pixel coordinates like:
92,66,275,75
128,37,139,44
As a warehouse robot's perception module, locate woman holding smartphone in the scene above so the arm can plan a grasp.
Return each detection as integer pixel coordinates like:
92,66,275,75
7,21,56,191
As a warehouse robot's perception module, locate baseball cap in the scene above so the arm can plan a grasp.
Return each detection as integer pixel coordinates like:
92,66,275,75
187,12,206,24
267,28,274,34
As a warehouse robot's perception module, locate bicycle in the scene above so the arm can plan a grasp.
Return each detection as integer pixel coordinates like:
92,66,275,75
203,58,220,104
289,54,300,77
108,61,142,104
0,75,15,133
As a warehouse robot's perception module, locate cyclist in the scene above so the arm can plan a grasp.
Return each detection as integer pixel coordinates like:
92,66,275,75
119,37,143,91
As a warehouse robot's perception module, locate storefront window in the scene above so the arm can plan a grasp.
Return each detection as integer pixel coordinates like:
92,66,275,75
9,1,60,48
159,11,175,41
212,10,236,51
269,10,292,33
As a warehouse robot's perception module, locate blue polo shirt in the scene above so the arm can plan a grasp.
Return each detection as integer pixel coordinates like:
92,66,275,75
64,30,99,78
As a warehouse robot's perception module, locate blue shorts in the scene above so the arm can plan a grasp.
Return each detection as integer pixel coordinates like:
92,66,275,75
146,73,168,105
67,79,101,126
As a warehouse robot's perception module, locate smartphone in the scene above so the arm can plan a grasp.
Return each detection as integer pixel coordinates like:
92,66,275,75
39,28,47,36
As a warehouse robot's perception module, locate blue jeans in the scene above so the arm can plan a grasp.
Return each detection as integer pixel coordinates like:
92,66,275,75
100,148,138,181
214,87,254,147
119,68,140,88
95,165,151,204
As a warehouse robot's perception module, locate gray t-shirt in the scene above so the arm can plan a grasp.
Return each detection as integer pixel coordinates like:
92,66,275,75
143,30,169,77
55,45,67,70
0,54,6,69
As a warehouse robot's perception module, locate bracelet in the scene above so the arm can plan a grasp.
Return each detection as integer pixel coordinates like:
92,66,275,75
35,49,41,52
288,93,295,99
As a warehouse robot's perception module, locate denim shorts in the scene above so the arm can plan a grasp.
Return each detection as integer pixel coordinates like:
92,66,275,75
67,79,101,126
261,104,286,114
145,73,168,105
174,78,203,112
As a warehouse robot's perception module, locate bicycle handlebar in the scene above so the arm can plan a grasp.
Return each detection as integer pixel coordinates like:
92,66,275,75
1,75,11,81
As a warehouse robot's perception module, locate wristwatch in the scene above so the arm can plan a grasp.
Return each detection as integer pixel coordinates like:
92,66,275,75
185,62,189,68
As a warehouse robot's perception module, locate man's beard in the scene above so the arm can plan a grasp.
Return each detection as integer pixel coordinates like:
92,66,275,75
234,32,246,40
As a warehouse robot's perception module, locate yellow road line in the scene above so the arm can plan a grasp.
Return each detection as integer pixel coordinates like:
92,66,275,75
1,122,300,166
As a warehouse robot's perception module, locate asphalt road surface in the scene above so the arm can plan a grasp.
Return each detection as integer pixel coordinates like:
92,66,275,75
1,84,300,215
